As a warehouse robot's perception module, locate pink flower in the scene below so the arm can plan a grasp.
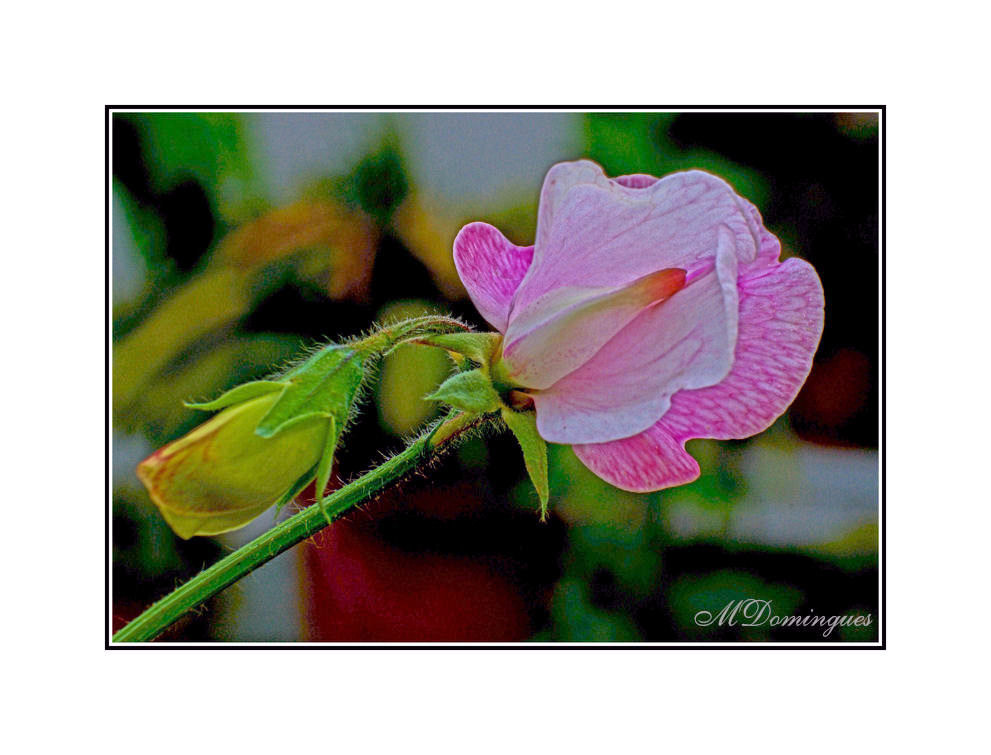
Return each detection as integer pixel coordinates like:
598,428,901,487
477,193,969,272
453,160,825,492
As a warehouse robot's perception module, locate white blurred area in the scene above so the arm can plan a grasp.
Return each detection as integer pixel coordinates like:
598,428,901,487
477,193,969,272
245,111,583,210
667,439,878,548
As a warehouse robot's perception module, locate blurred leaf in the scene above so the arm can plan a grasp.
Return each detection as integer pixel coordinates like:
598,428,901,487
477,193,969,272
567,522,660,601
475,199,538,245
341,140,409,225
391,192,466,299
835,113,879,141
584,112,676,176
547,445,647,529
217,198,377,302
549,578,641,642
120,334,301,443
808,522,879,571
112,178,163,284
113,267,252,417
375,302,452,435
126,112,258,222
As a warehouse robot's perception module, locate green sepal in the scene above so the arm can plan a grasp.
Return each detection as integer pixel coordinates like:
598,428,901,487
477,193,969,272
273,461,320,514
412,332,502,365
501,407,550,520
313,416,339,525
184,380,287,412
256,345,366,438
428,368,502,414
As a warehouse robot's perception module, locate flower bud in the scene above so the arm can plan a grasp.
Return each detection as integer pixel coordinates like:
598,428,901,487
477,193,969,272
137,320,468,539
137,390,329,539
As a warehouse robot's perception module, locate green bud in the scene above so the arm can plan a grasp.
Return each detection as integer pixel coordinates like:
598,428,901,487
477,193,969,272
138,344,370,538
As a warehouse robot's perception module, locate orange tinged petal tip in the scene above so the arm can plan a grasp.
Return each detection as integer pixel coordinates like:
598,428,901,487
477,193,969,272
631,267,687,306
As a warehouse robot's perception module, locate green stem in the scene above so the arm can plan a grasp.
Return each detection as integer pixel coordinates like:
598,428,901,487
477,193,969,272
113,411,485,643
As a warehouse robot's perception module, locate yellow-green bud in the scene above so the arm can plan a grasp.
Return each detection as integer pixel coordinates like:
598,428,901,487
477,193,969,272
137,391,329,539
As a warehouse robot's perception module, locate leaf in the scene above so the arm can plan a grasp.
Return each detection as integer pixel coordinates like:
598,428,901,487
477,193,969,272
428,369,501,414
184,380,287,411
256,345,367,438
412,332,502,365
501,407,550,519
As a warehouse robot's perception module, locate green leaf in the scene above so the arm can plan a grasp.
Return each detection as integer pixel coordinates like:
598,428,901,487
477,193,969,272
256,345,367,438
413,332,502,365
501,407,550,519
184,380,287,412
428,369,501,414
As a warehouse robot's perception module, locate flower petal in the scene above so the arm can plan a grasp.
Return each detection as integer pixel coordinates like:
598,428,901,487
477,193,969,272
531,227,739,444
613,173,659,189
505,169,757,387
500,267,687,390
738,194,784,272
571,422,700,493
658,257,825,441
571,256,824,493
519,167,758,307
452,221,533,333
533,160,609,252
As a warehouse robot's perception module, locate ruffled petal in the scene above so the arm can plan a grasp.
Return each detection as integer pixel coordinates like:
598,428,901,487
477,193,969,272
658,257,825,441
572,421,700,493
737,194,783,273
533,160,608,252
571,256,824,493
452,221,533,333
505,170,757,387
518,167,757,308
531,227,739,443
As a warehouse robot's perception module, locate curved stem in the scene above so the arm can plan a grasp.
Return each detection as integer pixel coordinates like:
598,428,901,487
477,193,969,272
113,411,486,643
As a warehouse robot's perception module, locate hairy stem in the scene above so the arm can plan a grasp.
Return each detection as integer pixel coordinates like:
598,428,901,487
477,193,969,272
113,411,485,643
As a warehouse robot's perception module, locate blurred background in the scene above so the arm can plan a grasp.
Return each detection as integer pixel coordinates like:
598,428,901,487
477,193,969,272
111,110,879,642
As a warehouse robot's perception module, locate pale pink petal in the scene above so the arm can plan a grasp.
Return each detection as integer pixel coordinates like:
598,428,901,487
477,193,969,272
504,171,757,388
737,194,783,273
658,257,825,441
571,257,824,492
500,267,688,390
613,173,659,189
533,160,609,252
531,227,739,443
572,422,700,493
452,222,533,333
519,168,758,305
